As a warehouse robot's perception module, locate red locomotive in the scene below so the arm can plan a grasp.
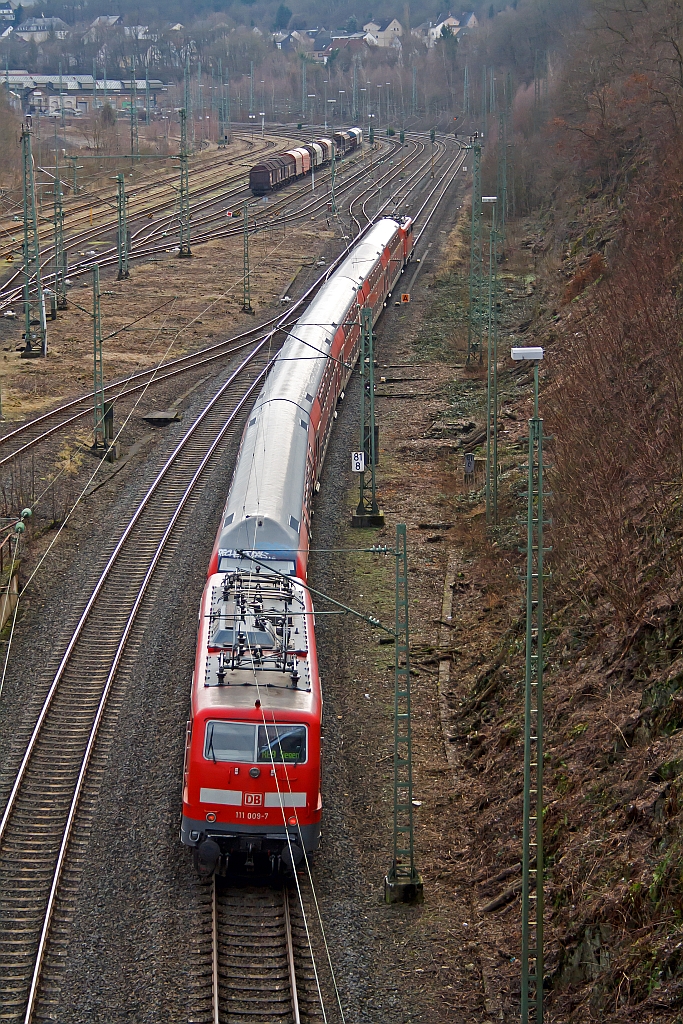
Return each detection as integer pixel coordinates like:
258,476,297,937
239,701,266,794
181,216,414,877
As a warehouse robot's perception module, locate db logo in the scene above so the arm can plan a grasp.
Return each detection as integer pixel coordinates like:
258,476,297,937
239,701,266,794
244,793,263,806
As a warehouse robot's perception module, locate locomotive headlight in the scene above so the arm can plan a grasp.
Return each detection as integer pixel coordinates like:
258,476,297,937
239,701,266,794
206,812,217,822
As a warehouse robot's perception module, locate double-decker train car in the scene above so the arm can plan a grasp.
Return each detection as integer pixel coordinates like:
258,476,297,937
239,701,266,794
181,216,413,878
249,127,362,195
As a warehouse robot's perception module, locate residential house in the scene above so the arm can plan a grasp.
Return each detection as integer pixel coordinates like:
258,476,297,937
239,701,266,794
330,30,372,53
14,16,69,42
0,1,15,24
364,17,402,47
301,28,327,60
460,12,478,27
412,14,462,46
82,15,122,42
273,29,312,51
123,25,153,40
430,15,460,43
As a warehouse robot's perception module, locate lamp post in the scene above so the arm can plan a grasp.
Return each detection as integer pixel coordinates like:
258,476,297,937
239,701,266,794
248,111,256,142
511,345,546,1024
338,89,345,121
259,110,265,136
377,83,382,127
324,79,328,128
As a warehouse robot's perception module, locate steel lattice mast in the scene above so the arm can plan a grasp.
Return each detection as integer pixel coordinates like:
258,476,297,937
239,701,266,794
485,201,499,525
242,201,252,313
301,55,307,119
385,523,422,903
178,109,192,258
466,136,483,365
497,109,508,256
351,308,383,527
20,119,47,358
92,266,105,449
130,57,139,158
53,141,67,310
116,173,129,279
520,357,546,1024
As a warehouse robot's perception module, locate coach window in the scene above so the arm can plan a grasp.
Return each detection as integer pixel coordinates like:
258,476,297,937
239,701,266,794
205,721,255,762
257,725,307,763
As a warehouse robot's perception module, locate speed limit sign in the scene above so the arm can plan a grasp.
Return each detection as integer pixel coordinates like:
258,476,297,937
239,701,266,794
351,451,365,473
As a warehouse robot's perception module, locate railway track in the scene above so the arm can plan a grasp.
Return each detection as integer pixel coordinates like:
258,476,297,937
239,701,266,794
0,130,279,251
0,134,466,1023
0,313,295,466
0,337,277,1023
202,880,326,1024
0,137,460,477
0,135,406,309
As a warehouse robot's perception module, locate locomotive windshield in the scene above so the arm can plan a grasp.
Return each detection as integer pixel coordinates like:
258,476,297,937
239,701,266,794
204,721,307,763
204,722,255,762
257,725,306,763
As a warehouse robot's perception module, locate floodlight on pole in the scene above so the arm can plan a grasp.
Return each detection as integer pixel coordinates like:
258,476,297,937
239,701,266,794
511,347,544,361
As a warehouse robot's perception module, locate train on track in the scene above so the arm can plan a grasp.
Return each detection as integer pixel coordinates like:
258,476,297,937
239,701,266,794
249,127,362,195
181,215,414,878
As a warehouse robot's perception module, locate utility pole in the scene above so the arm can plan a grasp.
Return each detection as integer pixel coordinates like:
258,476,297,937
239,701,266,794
385,523,423,904
484,196,498,525
178,109,192,258
65,155,80,195
411,65,417,117
145,67,151,126
430,126,435,177
353,59,359,122
53,143,67,310
466,135,483,365
463,63,470,117
249,60,254,116
129,57,139,158
351,308,383,528
116,173,129,279
511,345,546,1024
20,119,47,358
92,265,105,449
242,201,252,313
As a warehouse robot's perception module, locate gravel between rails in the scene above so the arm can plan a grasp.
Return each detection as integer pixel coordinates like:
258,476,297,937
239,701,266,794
0,182,471,1023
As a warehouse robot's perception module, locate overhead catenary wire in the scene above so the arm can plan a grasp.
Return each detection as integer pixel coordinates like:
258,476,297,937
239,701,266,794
0,227,297,706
